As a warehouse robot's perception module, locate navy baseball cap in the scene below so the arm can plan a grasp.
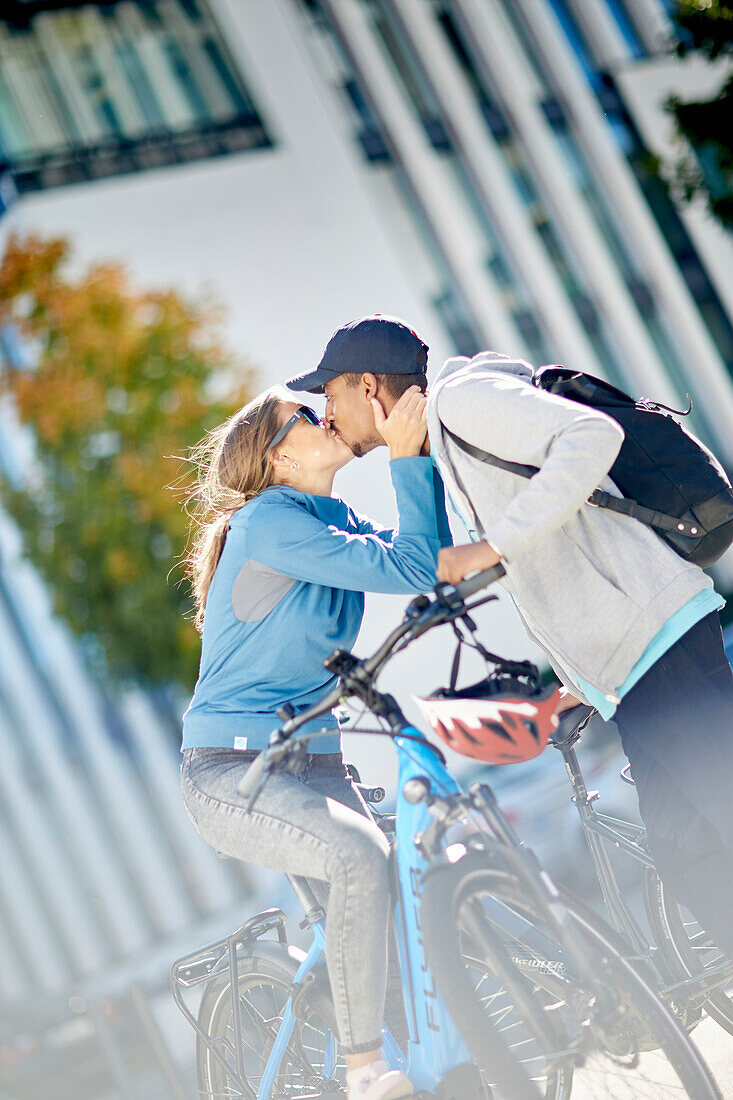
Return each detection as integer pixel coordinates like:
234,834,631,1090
286,314,428,394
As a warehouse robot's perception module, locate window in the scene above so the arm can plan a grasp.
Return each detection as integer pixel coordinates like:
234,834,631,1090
342,78,391,163
546,0,601,89
368,2,454,153
0,0,272,192
433,288,481,358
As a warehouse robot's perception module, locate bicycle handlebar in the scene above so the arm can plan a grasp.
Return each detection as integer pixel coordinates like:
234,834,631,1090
288,563,505,732
237,562,506,803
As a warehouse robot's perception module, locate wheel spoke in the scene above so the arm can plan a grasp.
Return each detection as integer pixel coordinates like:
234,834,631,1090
198,966,345,1099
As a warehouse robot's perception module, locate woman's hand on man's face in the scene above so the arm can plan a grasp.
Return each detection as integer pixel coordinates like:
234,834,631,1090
371,386,428,459
437,541,502,584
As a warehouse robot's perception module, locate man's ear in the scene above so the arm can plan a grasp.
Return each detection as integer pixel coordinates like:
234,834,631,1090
361,372,378,402
362,372,387,429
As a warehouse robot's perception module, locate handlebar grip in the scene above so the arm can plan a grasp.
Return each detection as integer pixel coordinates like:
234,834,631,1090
455,562,506,598
237,752,269,800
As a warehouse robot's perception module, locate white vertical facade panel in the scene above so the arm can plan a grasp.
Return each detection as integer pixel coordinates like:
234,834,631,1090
514,0,733,466
0,556,150,955
317,0,526,355
453,0,677,401
565,0,632,68
33,15,104,145
0,713,110,974
388,0,605,373
614,53,733,322
625,0,676,54
83,8,149,135
279,10,449,319
160,0,234,122
0,67,28,158
118,689,241,912
0,29,66,151
7,589,198,935
0,450,196,937
0,909,29,1004
116,3,195,129
0,816,69,991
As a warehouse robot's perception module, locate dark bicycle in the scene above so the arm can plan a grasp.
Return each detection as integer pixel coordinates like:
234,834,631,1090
426,697,733,1096
559,706,733,1034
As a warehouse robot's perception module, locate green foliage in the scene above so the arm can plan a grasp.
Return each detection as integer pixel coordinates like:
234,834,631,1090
0,233,254,690
665,1,733,227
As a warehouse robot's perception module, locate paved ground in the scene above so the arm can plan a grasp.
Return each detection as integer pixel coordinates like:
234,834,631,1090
689,1018,733,1097
565,1015,733,1098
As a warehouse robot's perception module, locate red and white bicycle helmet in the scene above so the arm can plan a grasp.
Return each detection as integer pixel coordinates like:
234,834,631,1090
414,626,561,765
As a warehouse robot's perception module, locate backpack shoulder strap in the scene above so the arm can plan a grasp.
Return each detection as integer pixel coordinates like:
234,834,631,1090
587,490,699,534
443,425,702,537
442,425,539,479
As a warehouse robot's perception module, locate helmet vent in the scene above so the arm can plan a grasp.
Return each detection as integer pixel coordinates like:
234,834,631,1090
480,719,514,742
453,720,482,745
519,717,540,742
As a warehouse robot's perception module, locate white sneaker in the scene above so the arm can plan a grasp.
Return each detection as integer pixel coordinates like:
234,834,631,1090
345,1058,414,1100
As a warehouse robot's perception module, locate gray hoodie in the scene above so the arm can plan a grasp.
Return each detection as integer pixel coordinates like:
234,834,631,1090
427,352,713,703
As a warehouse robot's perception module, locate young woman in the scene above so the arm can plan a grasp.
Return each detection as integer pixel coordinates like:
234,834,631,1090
181,384,451,1100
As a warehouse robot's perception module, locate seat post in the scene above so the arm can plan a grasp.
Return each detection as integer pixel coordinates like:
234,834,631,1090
558,741,593,814
287,874,325,928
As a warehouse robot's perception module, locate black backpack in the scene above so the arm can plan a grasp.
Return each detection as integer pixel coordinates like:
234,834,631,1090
443,366,733,569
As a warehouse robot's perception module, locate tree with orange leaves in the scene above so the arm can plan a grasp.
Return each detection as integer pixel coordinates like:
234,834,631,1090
0,233,254,689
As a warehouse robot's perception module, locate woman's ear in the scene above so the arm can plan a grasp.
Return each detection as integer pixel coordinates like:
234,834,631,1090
268,448,291,476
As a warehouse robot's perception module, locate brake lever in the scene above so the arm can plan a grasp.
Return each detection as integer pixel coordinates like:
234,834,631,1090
433,581,466,610
280,738,309,776
238,751,272,810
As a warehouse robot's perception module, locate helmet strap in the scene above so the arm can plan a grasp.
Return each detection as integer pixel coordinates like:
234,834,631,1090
449,616,542,692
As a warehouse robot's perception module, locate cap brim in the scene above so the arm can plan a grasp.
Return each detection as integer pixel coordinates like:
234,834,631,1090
285,365,340,394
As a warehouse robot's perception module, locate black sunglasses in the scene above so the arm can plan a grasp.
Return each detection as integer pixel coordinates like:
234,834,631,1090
265,405,323,455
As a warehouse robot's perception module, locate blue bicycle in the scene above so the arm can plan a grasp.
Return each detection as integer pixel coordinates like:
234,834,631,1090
172,566,721,1099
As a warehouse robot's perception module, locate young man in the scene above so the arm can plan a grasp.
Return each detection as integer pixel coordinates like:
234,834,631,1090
289,316,733,960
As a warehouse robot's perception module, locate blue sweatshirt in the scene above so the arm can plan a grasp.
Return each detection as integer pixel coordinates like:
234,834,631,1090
182,458,452,752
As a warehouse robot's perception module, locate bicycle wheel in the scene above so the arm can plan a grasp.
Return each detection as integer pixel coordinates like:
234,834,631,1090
455,924,569,1100
422,850,722,1100
642,863,733,1036
196,942,345,1098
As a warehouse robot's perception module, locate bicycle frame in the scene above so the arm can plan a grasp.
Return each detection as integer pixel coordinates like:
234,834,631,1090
252,724,482,1099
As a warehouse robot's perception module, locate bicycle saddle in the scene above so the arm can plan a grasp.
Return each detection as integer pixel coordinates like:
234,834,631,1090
551,703,595,747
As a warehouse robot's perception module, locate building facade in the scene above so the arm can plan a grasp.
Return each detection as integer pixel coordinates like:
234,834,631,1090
0,0,731,1095
294,0,733,462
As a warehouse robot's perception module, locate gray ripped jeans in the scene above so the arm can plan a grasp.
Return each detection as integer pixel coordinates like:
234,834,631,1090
181,747,406,1054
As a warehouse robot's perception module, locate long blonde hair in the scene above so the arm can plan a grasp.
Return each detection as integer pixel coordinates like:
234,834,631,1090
185,389,284,631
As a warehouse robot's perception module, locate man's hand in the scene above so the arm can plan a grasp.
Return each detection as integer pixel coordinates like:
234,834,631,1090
371,386,427,459
437,541,502,585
